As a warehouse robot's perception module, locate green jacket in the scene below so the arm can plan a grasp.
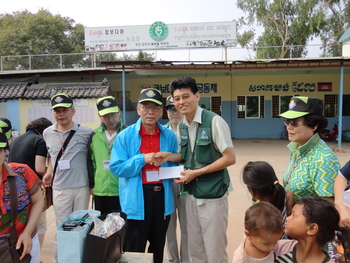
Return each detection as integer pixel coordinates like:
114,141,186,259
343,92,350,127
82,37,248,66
88,121,126,196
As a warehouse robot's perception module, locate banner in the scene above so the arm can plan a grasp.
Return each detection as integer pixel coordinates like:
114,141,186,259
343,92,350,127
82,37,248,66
84,21,237,52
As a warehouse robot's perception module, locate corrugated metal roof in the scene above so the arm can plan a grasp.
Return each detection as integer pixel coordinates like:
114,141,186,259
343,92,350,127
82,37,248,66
23,83,112,100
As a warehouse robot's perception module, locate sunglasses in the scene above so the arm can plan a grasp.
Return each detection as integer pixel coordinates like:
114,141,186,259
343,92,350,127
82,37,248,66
283,119,303,127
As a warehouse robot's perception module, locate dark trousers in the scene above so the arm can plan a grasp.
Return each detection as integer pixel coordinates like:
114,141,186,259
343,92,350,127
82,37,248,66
125,184,170,263
94,195,121,215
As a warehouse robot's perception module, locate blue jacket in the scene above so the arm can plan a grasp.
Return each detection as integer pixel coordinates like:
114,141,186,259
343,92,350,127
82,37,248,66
109,118,177,220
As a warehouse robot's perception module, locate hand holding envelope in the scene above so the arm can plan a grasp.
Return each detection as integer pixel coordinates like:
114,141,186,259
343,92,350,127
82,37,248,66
159,166,184,179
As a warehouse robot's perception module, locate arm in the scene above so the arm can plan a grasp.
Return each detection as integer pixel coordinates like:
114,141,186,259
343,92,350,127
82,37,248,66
34,155,47,176
17,189,44,259
42,156,53,187
177,147,236,184
285,190,294,215
334,175,350,227
87,133,95,192
109,133,147,178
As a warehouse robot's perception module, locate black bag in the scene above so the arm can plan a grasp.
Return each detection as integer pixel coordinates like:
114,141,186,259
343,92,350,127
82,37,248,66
0,240,31,263
0,176,31,263
82,211,127,263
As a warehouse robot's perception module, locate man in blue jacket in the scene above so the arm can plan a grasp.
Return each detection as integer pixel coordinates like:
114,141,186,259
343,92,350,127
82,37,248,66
110,88,177,263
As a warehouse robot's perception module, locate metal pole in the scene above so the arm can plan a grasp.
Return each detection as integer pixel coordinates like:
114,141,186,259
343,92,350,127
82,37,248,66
122,65,126,125
338,66,344,148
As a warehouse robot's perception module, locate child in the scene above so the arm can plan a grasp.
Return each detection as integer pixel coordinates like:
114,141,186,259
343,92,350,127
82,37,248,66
242,161,294,226
334,160,350,228
232,202,297,263
275,197,350,263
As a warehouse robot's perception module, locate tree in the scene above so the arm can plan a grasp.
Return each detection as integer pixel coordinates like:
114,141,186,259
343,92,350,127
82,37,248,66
0,9,85,69
320,0,350,57
113,51,156,61
236,0,326,59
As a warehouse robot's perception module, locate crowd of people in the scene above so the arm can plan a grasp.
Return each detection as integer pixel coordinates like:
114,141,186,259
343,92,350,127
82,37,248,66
0,77,349,263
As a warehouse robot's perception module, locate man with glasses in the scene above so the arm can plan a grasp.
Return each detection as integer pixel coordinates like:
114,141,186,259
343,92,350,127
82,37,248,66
110,88,178,263
42,93,93,263
154,76,236,263
88,96,126,214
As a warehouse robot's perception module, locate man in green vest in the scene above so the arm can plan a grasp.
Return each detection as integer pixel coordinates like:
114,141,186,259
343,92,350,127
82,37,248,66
155,76,236,263
88,96,126,214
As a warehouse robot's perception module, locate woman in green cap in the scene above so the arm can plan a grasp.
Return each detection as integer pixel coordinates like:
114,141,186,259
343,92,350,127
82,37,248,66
279,96,340,203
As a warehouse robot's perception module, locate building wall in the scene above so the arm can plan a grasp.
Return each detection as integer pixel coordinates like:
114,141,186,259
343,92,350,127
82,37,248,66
2,65,349,138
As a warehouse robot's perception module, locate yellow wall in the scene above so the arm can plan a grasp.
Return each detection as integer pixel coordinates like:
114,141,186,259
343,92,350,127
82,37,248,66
232,73,350,100
124,76,232,102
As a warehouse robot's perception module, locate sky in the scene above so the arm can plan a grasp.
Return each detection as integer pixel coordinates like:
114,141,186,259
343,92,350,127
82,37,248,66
1,0,322,60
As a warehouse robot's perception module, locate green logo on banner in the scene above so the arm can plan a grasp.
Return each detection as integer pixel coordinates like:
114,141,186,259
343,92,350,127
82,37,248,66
149,21,169,41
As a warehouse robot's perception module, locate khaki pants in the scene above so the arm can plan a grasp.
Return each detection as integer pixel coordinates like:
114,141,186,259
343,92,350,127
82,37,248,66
165,183,189,263
186,196,229,263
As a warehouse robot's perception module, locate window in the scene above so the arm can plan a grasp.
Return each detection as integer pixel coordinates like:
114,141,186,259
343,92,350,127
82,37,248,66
325,94,350,117
199,96,222,116
324,95,337,117
272,95,293,118
237,96,264,118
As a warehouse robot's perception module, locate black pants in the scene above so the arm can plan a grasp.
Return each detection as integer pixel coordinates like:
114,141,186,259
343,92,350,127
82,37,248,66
94,195,121,215
124,184,170,263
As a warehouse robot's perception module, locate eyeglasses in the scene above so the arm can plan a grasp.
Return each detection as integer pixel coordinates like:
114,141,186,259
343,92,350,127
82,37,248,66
283,119,303,127
138,104,162,112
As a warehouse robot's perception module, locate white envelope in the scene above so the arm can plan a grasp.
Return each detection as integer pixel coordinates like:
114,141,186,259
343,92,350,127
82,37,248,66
159,166,184,179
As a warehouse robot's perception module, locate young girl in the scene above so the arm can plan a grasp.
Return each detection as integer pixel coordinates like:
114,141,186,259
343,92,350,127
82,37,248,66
242,161,294,227
275,197,350,263
232,202,297,263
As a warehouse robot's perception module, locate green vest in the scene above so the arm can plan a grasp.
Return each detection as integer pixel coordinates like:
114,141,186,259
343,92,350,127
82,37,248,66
179,109,230,199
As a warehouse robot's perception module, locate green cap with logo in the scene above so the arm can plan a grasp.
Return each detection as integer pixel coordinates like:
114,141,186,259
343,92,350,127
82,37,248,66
165,96,175,110
0,118,12,140
0,127,9,148
279,96,323,119
51,93,73,109
138,88,163,105
96,96,119,116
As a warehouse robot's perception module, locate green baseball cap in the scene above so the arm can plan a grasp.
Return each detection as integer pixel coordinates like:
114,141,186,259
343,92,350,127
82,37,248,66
279,96,323,119
138,88,163,105
96,96,119,116
165,96,175,110
0,118,12,140
51,93,73,109
0,128,9,148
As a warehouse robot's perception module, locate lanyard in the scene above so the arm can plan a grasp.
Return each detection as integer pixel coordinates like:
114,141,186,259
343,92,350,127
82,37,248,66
56,130,73,156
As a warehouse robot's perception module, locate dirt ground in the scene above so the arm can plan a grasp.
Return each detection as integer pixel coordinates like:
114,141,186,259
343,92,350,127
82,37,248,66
40,139,350,263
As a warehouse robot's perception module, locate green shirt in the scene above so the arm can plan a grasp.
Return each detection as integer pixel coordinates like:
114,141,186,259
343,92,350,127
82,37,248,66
283,133,340,200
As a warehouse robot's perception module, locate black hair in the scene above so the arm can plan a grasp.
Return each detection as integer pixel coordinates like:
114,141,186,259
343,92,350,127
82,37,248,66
242,161,286,212
26,117,52,135
245,202,283,235
297,197,350,260
169,76,198,96
303,113,328,134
